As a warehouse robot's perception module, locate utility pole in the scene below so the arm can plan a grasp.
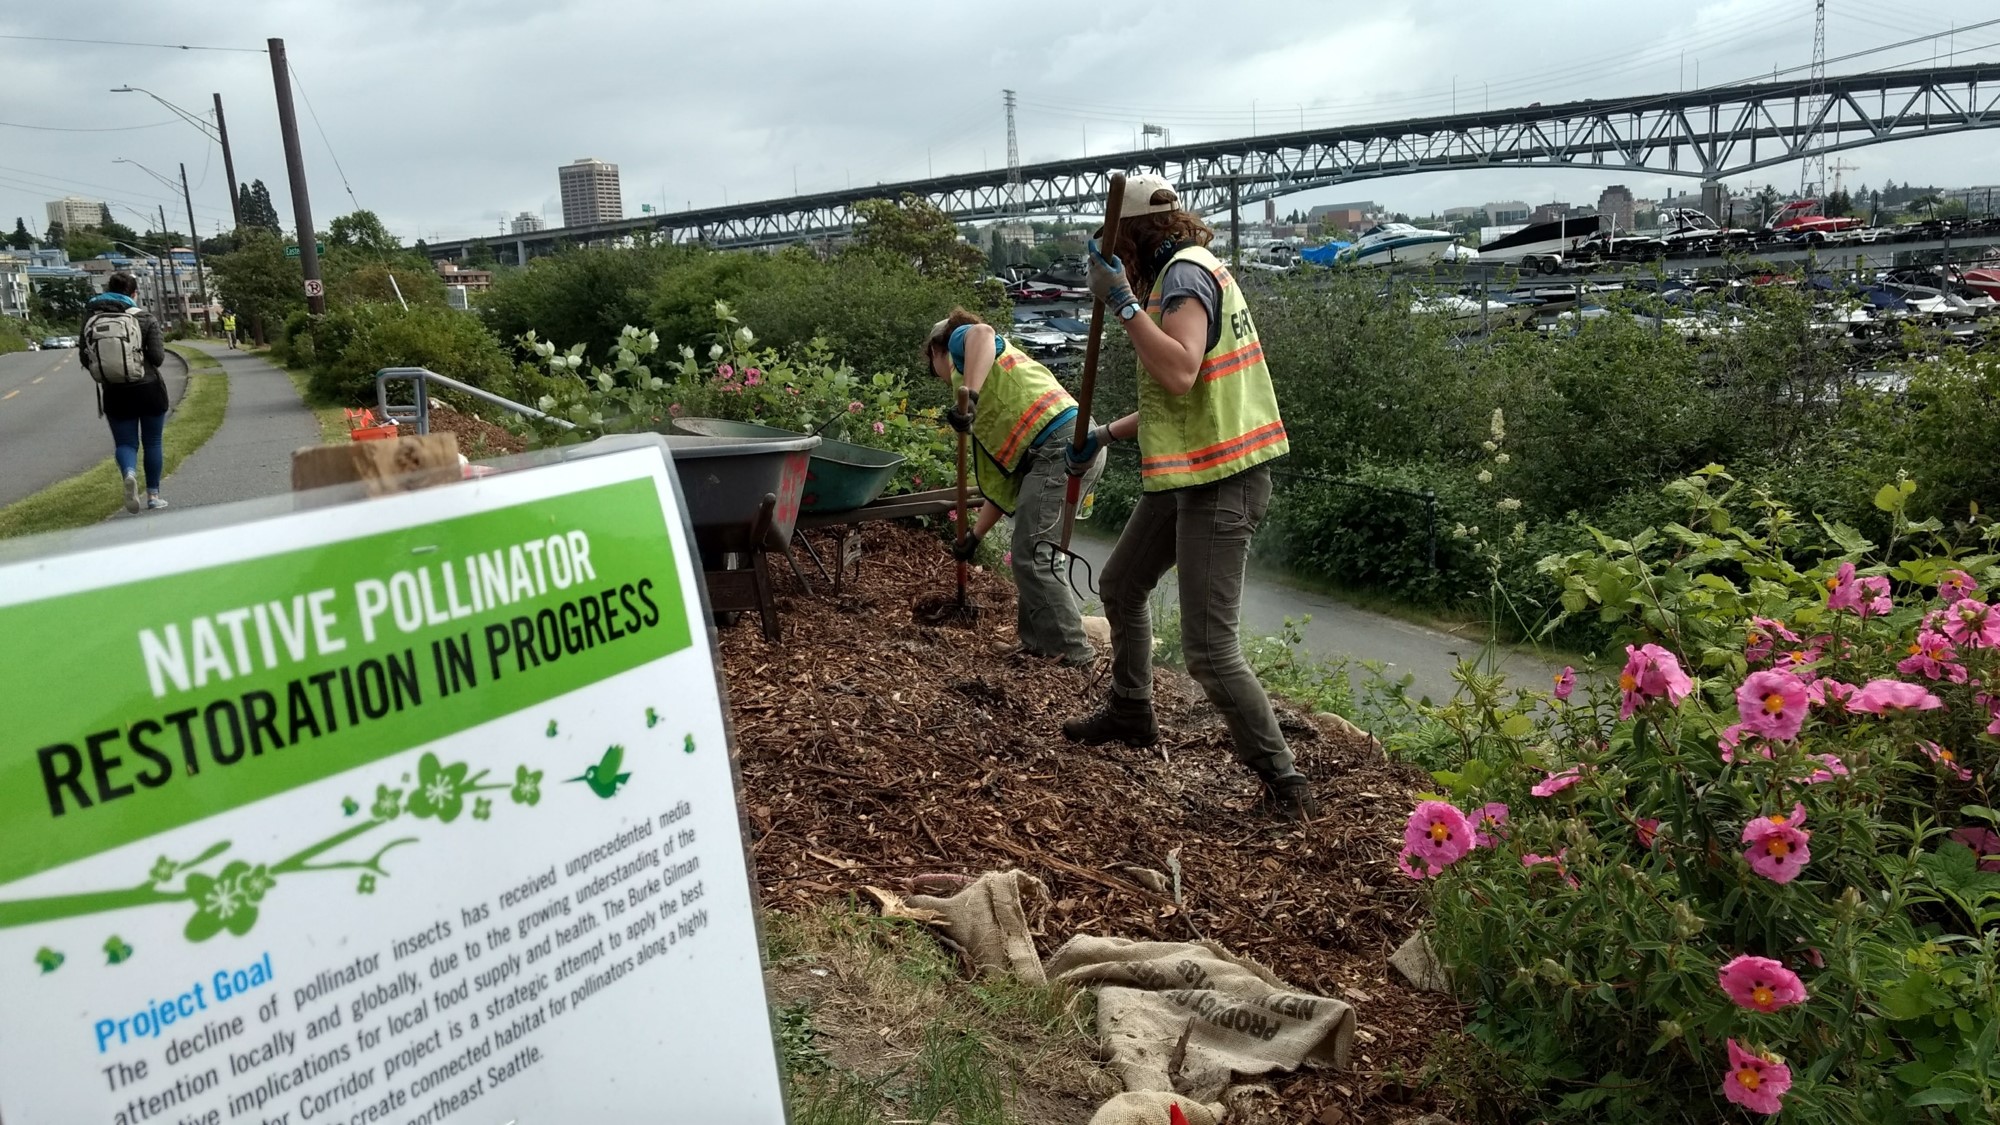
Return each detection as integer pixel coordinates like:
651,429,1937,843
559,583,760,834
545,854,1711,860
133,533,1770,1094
213,93,244,230
268,38,324,314
159,205,183,328
180,162,211,331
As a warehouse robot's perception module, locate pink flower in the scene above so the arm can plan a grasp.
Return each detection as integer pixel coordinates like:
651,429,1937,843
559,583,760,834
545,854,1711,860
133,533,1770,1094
1949,826,2000,872
945,509,958,522
1938,570,1979,599
1521,849,1579,888
848,400,864,413
1719,723,1776,764
1773,638,1826,673
1717,955,1807,1013
1804,677,1857,709
1618,643,1692,718
1531,768,1581,797
1802,754,1848,784
1471,802,1510,848
668,403,683,416
1735,670,1808,741
1722,1039,1792,1114
1940,598,2000,649
1395,850,1429,880
717,363,735,380
1635,818,1662,849
744,371,762,386
1741,805,1812,884
1845,679,1944,715
1401,801,1474,876
1744,617,1799,664
1897,630,1967,683
1552,666,1575,701
872,421,885,434
1825,562,1891,615
1001,550,1012,567
786,386,800,396
1919,740,1973,781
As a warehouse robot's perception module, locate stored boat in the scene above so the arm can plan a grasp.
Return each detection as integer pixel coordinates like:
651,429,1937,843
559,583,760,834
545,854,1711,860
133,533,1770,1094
1336,223,1474,266
1476,214,1601,263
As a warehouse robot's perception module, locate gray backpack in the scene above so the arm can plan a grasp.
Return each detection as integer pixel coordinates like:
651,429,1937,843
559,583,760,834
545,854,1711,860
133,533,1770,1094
84,309,148,385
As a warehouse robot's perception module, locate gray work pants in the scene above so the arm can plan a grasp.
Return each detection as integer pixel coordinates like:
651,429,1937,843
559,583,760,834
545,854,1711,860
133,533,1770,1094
1099,465,1298,782
1012,419,1103,661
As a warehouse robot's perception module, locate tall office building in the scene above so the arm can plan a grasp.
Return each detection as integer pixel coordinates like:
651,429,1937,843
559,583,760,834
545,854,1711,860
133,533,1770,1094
45,196,102,234
558,159,622,227
510,211,546,234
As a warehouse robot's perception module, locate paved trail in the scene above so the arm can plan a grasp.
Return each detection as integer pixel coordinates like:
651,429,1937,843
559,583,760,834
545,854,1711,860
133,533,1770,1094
111,341,319,514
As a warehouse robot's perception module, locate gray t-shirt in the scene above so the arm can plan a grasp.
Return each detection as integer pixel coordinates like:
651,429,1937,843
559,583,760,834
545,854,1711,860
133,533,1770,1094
1157,260,1222,353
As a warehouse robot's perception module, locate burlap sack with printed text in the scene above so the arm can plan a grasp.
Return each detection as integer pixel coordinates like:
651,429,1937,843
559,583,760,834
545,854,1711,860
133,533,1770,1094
1048,935,1355,1101
905,869,1049,986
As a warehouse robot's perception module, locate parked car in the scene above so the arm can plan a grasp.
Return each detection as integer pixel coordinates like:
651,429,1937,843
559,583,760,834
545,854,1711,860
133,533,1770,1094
40,336,63,349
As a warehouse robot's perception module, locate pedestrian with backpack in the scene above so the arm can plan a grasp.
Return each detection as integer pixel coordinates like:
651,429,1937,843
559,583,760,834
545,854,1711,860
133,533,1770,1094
80,272,171,512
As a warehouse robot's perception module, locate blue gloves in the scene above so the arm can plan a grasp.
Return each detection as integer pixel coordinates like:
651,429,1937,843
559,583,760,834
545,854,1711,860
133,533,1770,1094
1065,424,1112,475
1087,239,1135,311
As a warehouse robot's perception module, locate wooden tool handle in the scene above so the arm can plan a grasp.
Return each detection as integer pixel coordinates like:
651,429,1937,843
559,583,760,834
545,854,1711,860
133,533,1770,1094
1060,171,1127,550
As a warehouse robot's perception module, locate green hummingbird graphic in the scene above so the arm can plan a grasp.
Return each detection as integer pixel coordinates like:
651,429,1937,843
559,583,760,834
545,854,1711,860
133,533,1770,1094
565,745,631,798
683,732,696,755
546,719,559,738
104,936,134,965
645,707,659,728
33,947,63,974
341,796,360,817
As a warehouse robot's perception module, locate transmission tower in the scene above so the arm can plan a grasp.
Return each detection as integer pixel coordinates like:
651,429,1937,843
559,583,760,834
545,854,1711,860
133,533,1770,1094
1002,89,1024,219
1801,0,1827,197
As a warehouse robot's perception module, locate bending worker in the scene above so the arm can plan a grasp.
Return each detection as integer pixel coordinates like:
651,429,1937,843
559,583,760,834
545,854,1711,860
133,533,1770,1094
927,309,1105,665
1059,175,1316,822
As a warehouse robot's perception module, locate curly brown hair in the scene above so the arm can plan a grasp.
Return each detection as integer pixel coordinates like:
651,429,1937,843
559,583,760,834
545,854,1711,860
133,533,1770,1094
1100,193,1215,296
922,307,987,365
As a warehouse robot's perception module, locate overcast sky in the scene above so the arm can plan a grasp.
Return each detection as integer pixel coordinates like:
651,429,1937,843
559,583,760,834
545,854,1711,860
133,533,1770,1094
4,0,1998,246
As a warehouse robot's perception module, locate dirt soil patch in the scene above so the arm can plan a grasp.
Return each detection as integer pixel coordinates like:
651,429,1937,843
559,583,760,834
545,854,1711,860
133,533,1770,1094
727,521,1459,1121
427,404,528,458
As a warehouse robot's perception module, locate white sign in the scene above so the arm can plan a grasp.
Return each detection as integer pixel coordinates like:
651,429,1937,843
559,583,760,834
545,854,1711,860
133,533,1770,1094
0,441,785,1123
303,278,325,298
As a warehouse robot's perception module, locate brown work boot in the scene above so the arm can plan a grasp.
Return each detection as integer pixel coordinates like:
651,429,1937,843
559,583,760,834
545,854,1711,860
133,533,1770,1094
1258,777,1321,823
1062,694,1158,747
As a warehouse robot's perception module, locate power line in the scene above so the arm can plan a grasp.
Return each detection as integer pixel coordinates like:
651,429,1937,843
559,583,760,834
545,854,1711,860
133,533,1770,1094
0,118,180,133
286,61,363,214
0,33,265,52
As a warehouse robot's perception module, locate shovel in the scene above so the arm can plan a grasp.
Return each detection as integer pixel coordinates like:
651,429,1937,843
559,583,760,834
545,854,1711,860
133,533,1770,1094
1044,170,1127,596
953,384,973,609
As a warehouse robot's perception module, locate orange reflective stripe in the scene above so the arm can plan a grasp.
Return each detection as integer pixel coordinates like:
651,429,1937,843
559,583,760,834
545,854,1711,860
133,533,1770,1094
1141,421,1288,477
994,389,1067,465
1198,341,1264,383
995,352,1019,370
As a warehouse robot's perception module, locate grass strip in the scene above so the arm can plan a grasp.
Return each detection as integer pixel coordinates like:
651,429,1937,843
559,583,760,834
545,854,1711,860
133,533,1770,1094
0,348,230,539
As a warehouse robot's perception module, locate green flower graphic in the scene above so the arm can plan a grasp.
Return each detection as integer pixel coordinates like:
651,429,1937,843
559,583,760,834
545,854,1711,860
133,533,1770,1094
357,873,376,895
473,797,492,821
104,936,134,965
511,765,543,806
148,856,178,885
405,755,472,823
183,861,266,942
371,785,403,820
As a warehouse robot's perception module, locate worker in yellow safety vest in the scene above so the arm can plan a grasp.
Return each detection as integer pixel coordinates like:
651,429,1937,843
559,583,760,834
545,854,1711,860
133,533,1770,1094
221,312,238,350
1058,174,1316,822
926,309,1106,665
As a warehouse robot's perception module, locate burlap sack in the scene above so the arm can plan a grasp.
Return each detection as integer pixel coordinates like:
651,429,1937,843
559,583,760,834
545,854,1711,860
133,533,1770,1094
905,869,1050,985
1087,1090,1224,1125
1048,935,1355,1101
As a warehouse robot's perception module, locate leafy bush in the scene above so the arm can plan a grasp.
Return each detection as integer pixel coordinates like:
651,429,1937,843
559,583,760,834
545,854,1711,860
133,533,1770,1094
519,302,951,496
301,303,522,406
0,317,28,356
1383,468,2000,1122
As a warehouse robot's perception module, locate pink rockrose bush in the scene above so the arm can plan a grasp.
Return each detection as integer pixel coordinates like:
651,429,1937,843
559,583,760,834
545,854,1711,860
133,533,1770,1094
1722,1039,1792,1115
1383,469,1998,1123
1717,955,1808,1013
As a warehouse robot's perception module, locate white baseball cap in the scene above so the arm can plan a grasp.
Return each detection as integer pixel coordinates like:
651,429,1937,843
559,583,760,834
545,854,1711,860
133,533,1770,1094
1119,173,1181,217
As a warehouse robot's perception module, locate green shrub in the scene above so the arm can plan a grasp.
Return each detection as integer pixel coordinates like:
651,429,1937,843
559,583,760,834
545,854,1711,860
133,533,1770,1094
0,317,28,356
303,303,521,406
1386,468,2000,1122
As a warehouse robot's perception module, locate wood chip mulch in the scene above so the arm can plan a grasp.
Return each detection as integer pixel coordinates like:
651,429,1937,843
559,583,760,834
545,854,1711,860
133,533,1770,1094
725,521,1462,1121
429,404,529,457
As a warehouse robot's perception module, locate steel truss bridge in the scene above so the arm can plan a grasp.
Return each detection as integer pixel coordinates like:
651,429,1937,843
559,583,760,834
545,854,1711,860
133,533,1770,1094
431,62,2000,260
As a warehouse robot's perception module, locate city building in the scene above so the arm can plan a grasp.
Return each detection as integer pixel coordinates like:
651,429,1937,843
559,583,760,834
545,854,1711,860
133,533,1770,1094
510,211,546,234
1483,200,1531,225
435,261,493,293
0,252,29,320
1597,184,1636,231
1529,201,1577,223
45,196,103,234
1441,206,1481,222
558,158,622,227
994,221,1034,249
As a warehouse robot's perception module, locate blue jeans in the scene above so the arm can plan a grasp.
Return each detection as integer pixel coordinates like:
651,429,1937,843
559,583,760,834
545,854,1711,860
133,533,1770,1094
108,413,166,491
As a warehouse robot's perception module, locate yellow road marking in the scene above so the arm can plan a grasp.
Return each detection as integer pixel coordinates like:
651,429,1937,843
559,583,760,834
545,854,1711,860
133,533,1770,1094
1,389,18,400
31,376,44,384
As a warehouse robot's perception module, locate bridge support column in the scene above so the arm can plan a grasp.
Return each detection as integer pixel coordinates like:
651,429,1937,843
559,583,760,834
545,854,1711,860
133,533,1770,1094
516,240,528,267
1700,180,1727,224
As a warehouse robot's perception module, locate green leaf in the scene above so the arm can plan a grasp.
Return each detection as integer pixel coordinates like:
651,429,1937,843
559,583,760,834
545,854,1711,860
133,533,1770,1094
1875,483,1907,513
1499,714,1535,739
1906,1086,1975,1107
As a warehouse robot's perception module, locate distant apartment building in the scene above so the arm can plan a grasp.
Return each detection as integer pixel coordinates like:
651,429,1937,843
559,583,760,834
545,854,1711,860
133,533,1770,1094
558,159,622,227
435,261,493,293
45,196,102,233
1483,200,1530,225
1441,205,1481,222
0,253,29,319
510,211,546,234
1597,185,1636,231
1530,201,1577,223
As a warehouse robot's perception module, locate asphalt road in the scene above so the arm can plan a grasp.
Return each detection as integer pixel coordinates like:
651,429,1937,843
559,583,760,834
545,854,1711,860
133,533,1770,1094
1063,525,1564,705
0,346,121,507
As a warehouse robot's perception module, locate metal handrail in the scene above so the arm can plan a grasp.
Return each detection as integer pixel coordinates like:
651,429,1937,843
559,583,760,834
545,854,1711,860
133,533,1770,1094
374,366,576,435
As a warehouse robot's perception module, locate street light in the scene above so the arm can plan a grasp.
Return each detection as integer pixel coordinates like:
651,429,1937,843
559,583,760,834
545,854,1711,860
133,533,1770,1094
110,85,243,230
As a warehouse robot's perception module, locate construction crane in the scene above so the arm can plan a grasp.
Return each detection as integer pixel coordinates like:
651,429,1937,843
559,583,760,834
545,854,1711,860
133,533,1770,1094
1829,158,1859,196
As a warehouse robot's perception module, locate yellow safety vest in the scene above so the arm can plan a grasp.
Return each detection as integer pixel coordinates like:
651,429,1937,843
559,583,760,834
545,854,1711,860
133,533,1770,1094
222,316,236,330
962,342,1075,515
1136,245,1288,491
